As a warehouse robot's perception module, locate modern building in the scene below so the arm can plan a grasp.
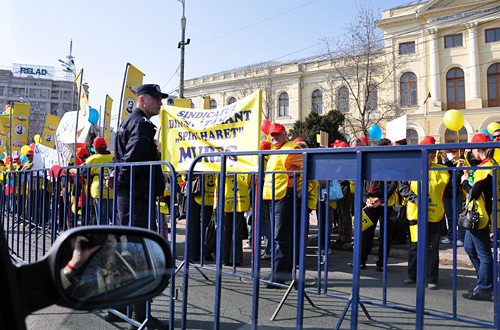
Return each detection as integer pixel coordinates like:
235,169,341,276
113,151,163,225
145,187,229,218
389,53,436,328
183,0,500,144
0,63,79,142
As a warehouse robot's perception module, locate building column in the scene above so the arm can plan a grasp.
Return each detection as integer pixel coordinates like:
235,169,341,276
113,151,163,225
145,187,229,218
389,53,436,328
428,28,441,110
467,21,482,108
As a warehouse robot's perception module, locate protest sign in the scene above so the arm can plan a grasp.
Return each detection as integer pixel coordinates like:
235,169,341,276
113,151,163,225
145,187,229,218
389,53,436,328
386,115,407,143
33,143,59,170
41,114,60,148
11,102,30,152
160,90,261,172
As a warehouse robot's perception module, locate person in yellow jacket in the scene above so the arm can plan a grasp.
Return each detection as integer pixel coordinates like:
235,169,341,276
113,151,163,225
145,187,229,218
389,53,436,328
216,173,251,266
460,133,497,301
399,137,450,290
263,123,302,285
82,137,114,225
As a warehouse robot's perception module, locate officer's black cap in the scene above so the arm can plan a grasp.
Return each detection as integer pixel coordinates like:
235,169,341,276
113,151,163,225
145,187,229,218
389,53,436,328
137,84,168,99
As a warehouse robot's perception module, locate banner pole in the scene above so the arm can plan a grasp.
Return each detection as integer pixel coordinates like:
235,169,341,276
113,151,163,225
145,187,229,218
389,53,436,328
116,63,130,129
74,69,84,160
8,102,13,171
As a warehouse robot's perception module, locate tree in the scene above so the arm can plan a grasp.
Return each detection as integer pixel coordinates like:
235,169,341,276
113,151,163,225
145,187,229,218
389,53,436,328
323,5,404,138
289,110,345,148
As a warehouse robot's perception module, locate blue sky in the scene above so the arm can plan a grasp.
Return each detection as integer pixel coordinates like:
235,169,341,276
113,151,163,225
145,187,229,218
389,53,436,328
1,0,411,119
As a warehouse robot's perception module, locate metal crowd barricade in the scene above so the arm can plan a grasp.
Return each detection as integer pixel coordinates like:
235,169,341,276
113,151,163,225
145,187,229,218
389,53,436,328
179,143,498,330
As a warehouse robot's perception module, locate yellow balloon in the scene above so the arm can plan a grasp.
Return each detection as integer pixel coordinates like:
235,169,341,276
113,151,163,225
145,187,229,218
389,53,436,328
487,122,500,135
34,134,41,143
5,107,11,115
21,145,30,156
443,109,464,131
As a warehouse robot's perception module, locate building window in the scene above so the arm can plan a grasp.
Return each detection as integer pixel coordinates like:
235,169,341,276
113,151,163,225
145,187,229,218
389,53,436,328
227,97,236,105
311,89,323,114
337,86,349,112
486,28,500,43
278,92,289,117
444,34,463,48
366,84,378,111
399,41,415,55
446,67,465,109
209,99,217,109
400,72,417,106
445,127,468,143
488,63,500,107
406,129,418,145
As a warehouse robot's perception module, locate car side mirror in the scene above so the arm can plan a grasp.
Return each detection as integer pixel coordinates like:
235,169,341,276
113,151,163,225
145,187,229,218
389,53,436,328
51,226,173,310
17,226,173,316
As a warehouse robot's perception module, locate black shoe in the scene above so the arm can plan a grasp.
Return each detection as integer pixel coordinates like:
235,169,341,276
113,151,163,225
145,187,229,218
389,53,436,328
147,315,169,330
404,278,416,285
360,264,366,269
376,266,383,272
463,289,492,301
266,281,285,289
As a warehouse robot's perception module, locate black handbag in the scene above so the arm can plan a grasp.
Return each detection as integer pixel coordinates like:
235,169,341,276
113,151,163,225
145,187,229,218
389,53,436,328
458,198,480,230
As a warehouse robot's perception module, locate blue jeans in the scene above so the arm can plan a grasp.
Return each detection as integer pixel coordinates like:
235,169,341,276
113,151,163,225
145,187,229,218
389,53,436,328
116,191,156,230
248,201,272,254
94,198,111,225
464,228,493,293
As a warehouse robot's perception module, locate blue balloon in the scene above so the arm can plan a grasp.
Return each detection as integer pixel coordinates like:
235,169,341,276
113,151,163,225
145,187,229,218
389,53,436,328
20,155,28,163
88,108,99,125
481,129,493,140
368,125,382,141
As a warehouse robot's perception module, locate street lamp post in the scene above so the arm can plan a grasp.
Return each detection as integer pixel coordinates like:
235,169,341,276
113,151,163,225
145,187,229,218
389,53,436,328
178,0,190,99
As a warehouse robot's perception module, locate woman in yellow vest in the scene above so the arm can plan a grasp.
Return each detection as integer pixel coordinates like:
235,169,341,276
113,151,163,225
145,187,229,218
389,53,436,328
399,137,450,289
217,173,251,266
460,133,496,301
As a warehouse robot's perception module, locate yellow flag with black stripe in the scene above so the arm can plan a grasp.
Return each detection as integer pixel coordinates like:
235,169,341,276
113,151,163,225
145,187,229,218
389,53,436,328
103,95,113,144
11,102,30,152
119,63,144,123
75,70,89,131
41,114,60,148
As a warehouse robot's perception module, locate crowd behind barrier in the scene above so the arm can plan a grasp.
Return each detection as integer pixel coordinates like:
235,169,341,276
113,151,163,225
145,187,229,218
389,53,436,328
1,143,499,329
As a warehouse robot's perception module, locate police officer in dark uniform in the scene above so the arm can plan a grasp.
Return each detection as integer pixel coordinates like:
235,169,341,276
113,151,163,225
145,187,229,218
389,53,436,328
107,84,167,329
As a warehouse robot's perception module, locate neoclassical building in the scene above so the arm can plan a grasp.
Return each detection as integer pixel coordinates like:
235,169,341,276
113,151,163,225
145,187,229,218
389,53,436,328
184,0,500,144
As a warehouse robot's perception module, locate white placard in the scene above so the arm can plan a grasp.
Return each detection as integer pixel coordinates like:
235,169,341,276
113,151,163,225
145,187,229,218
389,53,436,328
386,115,407,143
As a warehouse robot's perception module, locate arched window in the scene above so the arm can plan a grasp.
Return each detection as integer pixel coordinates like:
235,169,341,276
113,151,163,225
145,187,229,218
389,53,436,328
337,86,349,112
227,97,236,105
366,84,378,111
209,99,217,109
400,72,417,106
406,129,418,145
445,127,468,143
446,67,465,109
488,63,500,107
311,89,323,114
278,92,289,117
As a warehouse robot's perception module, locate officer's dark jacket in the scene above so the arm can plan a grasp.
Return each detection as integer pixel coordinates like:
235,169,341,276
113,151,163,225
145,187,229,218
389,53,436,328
113,108,165,198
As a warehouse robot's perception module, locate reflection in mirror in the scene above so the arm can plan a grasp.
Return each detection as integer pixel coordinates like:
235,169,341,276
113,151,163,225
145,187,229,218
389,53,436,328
59,233,167,304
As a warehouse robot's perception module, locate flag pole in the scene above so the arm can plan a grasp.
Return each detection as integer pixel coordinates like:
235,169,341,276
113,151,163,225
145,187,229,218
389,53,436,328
116,63,130,130
74,69,83,161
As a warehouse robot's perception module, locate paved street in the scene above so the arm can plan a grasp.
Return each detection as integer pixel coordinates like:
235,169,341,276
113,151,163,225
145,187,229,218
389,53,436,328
24,218,495,329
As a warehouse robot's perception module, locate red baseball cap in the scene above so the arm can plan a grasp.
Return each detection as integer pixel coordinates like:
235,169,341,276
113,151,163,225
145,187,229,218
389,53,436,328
269,123,286,134
419,136,436,145
471,133,491,143
93,136,107,149
26,150,34,156
359,136,369,144
293,137,305,143
76,147,89,159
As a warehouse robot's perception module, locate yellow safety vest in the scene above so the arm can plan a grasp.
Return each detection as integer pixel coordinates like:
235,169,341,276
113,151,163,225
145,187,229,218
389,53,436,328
263,141,298,200
216,173,251,213
406,163,449,223
307,180,319,210
194,174,216,206
85,153,114,199
493,149,500,165
469,161,500,230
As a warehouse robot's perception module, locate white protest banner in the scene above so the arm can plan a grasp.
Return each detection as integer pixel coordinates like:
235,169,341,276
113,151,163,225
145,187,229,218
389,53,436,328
160,90,261,172
33,143,59,170
386,115,407,143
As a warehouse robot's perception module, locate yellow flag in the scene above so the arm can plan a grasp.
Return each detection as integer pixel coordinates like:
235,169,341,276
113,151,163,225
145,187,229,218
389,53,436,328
40,114,60,148
11,102,30,152
0,115,9,154
75,70,89,131
173,98,191,108
120,63,144,123
103,95,113,144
